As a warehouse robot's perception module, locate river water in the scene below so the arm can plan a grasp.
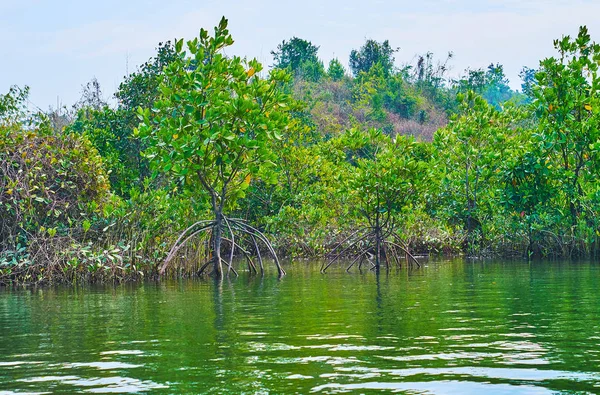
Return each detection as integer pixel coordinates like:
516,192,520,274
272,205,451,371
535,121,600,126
1,259,600,394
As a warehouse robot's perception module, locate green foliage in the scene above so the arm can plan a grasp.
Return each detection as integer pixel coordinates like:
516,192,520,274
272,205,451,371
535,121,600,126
0,86,30,126
352,63,390,123
532,25,600,231
349,39,397,76
455,64,522,108
284,40,447,142
519,67,537,99
68,42,177,196
69,107,147,196
433,91,522,250
241,123,345,255
327,58,346,81
116,41,177,110
0,117,113,281
409,52,455,111
0,86,122,283
297,58,326,82
340,129,424,225
0,126,111,241
138,17,295,213
272,37,321,72
500,149,557,256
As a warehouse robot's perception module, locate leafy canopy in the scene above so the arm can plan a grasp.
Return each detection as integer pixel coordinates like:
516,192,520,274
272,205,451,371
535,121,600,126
137,17,295,210
327,58,346,81
349,39,397,77
532,25,600,223
337,128,424,224
271,37,320,71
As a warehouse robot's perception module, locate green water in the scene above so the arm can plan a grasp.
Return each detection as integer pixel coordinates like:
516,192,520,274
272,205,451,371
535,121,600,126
1,260,600,394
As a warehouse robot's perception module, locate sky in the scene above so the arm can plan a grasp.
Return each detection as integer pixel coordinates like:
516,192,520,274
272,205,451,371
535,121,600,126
2,0,600,110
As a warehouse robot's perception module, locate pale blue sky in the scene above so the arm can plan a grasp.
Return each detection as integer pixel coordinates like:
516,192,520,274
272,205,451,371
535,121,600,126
2,0,599,109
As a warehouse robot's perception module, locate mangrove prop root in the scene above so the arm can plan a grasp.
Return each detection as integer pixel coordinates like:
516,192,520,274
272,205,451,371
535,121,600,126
198,258,214,276
220,257,239,277
222,236,258,274
223,217,236,275
161,224,214,274
324,228,421,273
229,219,285,276
327,227,368,258
252,235,264,274
346,247,371,272
390,235,421,267
322,231,374,273
159,215,284,277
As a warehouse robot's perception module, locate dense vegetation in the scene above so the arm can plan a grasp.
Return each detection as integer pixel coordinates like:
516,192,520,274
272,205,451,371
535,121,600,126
2,19,600,283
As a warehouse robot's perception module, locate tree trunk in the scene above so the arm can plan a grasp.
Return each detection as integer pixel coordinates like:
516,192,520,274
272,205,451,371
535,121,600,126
213,206,223,278
375,222,381,271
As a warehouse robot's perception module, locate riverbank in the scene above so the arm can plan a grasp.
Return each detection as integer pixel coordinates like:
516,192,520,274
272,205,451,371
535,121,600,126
1,225,595,286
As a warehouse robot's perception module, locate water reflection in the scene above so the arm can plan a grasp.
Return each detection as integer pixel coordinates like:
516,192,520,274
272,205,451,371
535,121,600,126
1,260,600,393
311,380,555,394
17,375,167,393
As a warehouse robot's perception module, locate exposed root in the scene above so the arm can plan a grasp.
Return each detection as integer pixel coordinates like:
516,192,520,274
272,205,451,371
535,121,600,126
160,222,214,274
160,215,283,277
324,227,420,273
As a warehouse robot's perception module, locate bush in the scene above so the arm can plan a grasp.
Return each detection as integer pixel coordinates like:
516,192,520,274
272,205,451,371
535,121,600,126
0,124,112,269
